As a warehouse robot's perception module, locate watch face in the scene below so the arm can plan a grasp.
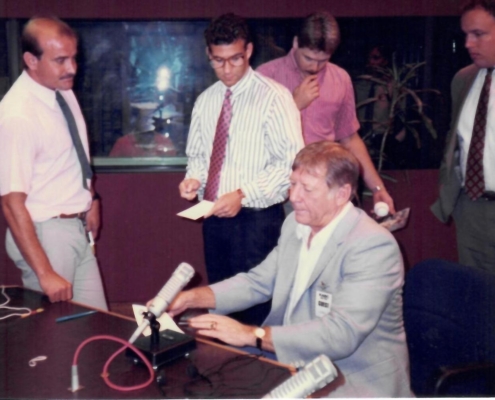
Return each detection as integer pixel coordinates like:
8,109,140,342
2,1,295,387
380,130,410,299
255,327,266,339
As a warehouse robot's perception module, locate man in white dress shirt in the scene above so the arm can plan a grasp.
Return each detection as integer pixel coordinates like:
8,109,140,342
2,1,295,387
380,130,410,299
0,17,107,309
432,0,495,271
179,14,303,325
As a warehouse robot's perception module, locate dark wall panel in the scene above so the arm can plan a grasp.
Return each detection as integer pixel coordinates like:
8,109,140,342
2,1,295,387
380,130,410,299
0,0,462,19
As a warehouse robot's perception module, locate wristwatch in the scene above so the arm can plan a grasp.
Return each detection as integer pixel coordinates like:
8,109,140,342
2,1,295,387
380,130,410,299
254,327,266,350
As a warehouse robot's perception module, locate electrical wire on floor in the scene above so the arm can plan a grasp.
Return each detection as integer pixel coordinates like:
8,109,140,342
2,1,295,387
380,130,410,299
0,286,33,320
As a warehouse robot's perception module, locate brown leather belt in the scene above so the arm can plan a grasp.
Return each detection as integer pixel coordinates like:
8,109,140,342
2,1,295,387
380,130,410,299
55,212,87,220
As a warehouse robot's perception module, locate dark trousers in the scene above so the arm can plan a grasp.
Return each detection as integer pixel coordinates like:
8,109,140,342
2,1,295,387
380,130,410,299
203,203,284,326
453,191,495,273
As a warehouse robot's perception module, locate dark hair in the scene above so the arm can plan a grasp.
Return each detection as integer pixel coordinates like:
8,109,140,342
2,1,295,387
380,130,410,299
292,141,359,194
296,11,340,55
21,16,77,64
204,13,251,48
462,0,495,17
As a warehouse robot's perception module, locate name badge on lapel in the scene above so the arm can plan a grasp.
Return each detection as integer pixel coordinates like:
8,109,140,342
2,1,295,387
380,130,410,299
315,290,332,317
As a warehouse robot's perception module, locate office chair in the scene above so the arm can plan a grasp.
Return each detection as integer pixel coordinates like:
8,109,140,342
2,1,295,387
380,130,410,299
403,259,495,396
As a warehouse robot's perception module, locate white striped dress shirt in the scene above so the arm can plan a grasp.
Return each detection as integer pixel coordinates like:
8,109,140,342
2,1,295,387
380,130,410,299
185,67,304,208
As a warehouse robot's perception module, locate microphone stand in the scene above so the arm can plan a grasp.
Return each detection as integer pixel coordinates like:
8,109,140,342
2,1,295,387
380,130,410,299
147,312,161,350
126,311,196,371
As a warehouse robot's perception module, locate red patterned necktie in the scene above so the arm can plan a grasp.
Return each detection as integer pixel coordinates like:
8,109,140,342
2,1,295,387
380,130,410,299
465,68,493,200
203,89,233,201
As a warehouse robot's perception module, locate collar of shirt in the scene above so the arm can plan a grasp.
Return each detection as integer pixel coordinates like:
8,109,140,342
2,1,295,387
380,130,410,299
295,201,353,248
219,66,254,98
21,71,58,110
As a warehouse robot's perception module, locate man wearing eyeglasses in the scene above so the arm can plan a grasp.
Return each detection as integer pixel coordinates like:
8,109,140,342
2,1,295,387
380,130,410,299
258,12,395,214
179,14,303,325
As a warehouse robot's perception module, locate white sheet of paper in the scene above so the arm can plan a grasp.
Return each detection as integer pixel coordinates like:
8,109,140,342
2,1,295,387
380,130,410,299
132,304,184,336
177,200,214,220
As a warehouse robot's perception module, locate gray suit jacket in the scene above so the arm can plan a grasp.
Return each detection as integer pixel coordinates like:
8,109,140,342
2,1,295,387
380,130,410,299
432,64,479,222
211,206,412,397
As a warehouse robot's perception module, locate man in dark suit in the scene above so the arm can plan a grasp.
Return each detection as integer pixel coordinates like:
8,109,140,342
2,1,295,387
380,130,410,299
432,0,495,272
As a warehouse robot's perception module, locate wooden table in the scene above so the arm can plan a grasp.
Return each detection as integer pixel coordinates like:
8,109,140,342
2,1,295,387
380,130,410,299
0,287,293,398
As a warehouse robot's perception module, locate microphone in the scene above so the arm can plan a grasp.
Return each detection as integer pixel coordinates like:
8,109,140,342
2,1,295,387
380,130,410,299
128,262,195,343
263,354,337,398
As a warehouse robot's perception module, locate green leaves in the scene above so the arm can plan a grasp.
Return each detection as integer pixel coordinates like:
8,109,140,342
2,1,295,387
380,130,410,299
356,59,441,171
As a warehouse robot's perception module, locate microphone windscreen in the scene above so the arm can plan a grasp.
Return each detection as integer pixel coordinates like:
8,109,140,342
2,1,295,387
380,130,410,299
263,354,337,398
148,262,195,318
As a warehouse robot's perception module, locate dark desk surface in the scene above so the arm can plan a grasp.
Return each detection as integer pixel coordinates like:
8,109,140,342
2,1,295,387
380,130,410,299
0,287,293,399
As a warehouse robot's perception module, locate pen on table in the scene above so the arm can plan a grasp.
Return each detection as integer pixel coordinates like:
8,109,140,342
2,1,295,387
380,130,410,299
56,310,98,323
178,321,190,326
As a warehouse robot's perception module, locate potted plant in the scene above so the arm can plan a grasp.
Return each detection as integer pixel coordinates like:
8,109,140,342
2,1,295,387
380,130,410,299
356,59,440,171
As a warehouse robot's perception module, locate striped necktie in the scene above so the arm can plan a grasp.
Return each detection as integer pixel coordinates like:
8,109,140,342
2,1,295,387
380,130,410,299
203,89,232,201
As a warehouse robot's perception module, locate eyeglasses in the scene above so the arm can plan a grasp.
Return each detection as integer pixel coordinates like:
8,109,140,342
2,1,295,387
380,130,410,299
209,53,246,69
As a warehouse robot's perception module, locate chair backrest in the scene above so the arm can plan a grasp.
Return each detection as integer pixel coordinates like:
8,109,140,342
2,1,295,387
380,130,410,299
403,259,495,396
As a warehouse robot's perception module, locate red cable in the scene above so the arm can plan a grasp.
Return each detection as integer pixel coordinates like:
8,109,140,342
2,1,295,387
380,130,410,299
72,334,155,392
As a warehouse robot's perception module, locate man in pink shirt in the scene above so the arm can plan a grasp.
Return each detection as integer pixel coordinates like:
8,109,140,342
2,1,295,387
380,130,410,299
258,12,395,212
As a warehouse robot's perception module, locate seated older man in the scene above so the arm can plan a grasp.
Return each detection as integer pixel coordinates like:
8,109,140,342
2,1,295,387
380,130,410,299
168,141,412,397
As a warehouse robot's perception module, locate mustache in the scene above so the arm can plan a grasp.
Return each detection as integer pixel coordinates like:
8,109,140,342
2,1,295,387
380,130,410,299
60,74,75,80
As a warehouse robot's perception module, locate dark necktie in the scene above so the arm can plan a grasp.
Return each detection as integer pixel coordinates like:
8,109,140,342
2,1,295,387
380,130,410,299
56,91,93,190
465,68,493,200
203,89,232,201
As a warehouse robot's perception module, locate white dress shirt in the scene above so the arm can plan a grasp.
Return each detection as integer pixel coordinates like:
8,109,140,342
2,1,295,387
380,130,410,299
185,67,304,208
284,202,353,324
0,71,92,221
457,67,495,191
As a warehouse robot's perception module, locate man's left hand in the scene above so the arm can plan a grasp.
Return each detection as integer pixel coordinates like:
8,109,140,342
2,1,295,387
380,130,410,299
373,188,395,215
206,190,243,218
85,199,101,239
186,314,255,347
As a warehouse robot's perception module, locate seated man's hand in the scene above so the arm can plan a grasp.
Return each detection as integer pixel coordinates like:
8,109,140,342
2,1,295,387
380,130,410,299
293,75,319,110
166,287,216,318
166,291,194,318
206,190,243,218
186,314,255,347
179,179,200,200
39,270,73,303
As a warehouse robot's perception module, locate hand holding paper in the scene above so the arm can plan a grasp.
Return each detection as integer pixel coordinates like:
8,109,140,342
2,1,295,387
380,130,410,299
177,200,214,220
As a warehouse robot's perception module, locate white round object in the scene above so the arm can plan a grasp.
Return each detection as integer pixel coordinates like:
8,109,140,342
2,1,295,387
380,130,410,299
374,201,389,217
